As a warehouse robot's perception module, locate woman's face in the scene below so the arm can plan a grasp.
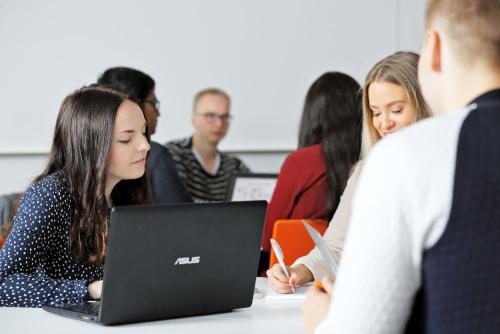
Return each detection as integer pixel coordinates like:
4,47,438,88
107,99,150,185
143,90,160,135
368,81,417,138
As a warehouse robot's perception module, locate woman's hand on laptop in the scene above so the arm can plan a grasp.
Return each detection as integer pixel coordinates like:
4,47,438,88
88,280,103,300
267,264,313,293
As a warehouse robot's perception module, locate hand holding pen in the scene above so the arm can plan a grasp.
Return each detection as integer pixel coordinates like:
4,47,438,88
267,237,316,293
270,239,296,293
267,262,313,294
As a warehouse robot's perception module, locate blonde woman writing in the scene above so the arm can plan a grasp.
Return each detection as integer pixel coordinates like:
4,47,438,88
267,51,432,293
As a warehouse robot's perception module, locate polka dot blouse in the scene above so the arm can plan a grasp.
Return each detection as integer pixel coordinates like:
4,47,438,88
0,171,103,307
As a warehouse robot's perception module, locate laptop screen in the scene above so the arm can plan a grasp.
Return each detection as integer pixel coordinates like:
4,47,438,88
226,173,278,202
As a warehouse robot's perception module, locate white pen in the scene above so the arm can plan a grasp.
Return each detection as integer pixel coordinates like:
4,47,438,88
270,238,296,293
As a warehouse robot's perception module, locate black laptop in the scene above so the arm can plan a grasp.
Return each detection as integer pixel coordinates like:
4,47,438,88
43,201,267,325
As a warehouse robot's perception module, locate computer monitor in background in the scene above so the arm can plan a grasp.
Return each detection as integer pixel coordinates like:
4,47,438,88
226,173,278,202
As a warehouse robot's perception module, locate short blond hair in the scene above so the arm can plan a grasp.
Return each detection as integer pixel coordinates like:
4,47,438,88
361,51,433,156
426,0,500,66
193,88,231,113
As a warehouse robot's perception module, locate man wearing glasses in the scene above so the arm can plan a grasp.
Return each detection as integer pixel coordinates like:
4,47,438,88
165,88,250,202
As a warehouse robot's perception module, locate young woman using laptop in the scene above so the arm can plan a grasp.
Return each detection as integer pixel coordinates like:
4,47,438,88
267,51,433,293
0,85,150,307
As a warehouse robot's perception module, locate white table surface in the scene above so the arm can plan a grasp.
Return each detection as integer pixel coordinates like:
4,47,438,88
0,278,304,334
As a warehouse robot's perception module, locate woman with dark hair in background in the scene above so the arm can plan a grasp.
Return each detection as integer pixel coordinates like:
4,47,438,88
260,72,363,271
98,67,192,204
0,85,150,306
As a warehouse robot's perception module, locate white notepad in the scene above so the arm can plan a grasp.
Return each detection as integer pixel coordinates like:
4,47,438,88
264,283,312,300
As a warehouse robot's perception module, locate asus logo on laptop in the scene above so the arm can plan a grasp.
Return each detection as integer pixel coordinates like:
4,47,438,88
174,256,200,265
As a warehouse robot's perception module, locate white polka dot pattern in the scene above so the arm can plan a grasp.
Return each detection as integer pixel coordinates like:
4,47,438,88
0,171,103,307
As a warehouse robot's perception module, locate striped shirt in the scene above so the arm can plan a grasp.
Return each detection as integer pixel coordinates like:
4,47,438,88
165,137,250,202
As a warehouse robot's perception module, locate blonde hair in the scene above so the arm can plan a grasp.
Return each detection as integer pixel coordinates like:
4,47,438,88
426,0,500,67
193,88,231,113
361,51,433,157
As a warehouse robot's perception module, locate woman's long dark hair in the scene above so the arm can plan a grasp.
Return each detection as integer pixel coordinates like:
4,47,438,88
34,85,150,265
298,72,362,220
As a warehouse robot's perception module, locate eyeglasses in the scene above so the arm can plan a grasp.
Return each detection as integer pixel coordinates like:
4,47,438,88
145,98,161,111
195,112,233,124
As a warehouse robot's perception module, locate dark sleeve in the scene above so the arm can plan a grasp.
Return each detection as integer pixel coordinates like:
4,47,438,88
261,153,301,252
0,187,87,307
236,158,251,173
148,145,192,204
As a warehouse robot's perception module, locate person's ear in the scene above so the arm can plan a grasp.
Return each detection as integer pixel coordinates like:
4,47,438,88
191,113,196,128
429,30,442,73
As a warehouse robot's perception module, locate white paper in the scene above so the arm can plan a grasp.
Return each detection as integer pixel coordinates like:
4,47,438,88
264,283,312,300
231,177,277,202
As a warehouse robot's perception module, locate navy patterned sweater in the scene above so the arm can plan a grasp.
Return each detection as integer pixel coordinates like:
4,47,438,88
0,171,102,307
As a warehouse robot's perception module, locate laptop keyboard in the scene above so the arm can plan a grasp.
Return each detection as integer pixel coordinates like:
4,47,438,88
61,301,101,316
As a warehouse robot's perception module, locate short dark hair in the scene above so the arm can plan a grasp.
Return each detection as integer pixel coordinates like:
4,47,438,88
97,67,155,106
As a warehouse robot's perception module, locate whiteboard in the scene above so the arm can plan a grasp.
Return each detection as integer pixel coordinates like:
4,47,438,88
0,0,425,153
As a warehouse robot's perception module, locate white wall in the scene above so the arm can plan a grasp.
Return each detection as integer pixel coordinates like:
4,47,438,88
0,0,426,194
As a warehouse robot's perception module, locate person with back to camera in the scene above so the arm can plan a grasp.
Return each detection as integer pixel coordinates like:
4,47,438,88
259,72,363,273
267,51,432,292
0,85,150,306
165,88,250,202
303,0,500,333
98,67,192,204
